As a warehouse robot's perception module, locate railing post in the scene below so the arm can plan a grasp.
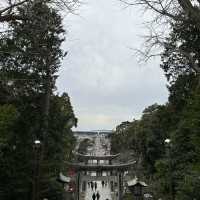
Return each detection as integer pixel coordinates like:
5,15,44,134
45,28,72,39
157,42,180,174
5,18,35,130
76,172,80,200
118,171,123,200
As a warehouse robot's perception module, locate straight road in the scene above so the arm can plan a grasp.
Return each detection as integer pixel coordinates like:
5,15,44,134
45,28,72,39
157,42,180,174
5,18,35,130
84,135,112,200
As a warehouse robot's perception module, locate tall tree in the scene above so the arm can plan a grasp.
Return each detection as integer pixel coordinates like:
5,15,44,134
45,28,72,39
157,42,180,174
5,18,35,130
0,1,77,199
161,19,200,82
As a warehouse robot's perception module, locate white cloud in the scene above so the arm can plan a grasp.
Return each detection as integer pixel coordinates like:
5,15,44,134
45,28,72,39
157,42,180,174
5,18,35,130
56,0,168,131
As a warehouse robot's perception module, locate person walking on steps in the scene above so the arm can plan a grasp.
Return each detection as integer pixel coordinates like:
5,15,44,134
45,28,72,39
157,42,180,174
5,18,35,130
91,182,94,190
92,193,96,200
96,191,100,200
105,181,107,187
101,180,104,187
94,182,97,191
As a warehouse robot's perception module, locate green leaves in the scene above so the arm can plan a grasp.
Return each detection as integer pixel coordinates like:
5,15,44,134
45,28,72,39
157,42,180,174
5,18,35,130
111,86,200,199
0,1,76,199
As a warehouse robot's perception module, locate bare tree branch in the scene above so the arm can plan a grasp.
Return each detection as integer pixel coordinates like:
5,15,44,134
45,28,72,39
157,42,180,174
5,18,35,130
0,14,25,22
0,0,81,22
0,0,27,15
119,0,200,64
119,0,200,29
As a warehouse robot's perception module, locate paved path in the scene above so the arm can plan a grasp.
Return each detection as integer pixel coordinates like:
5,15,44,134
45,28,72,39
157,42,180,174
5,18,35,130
84,135,112,200
85,181,112,200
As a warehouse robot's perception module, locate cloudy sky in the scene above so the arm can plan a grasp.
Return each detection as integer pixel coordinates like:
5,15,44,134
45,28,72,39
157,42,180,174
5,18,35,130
56,0,168,131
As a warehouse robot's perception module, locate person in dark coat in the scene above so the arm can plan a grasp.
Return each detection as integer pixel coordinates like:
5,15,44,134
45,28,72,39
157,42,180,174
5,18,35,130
101,181,104,187
91,182,94,190
94,182,97,190
105,181,107,187
92,193,96,200
96,191,100,200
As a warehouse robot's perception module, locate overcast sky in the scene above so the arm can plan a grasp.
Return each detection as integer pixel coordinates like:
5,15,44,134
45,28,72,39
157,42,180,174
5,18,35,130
56,0,168,131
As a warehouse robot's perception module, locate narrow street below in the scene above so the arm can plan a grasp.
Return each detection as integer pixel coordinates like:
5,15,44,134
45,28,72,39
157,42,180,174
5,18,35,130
84,135,113,200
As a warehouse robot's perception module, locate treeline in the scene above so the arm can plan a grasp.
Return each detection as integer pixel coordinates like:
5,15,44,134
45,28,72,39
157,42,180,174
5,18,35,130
78,138,93,155
0,1,77,200
111,17,200,200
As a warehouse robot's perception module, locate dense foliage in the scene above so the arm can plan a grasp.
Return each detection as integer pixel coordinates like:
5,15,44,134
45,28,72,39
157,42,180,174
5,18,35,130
111,19,200,200
77,138,93,155
0,1,77,199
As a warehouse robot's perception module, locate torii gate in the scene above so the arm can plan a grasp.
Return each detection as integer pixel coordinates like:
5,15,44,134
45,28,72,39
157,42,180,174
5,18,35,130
68,153,136,200
74,152,120,165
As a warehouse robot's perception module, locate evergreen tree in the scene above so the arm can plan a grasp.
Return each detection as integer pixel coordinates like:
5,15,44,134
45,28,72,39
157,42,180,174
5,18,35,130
0,1,76,199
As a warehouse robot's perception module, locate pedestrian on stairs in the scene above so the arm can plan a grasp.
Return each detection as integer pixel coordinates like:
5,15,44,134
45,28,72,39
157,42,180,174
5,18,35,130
105,181,107,187
101,181,103,187
91,182,94,190
96,191,100,200
94,182,97,190
92,192,96,200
